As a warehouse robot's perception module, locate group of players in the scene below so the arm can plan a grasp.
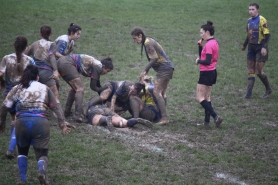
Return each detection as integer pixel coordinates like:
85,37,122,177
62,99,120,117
0,23,174,184
0,2,272,184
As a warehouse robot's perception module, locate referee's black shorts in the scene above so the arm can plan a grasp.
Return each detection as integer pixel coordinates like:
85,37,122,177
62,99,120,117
198,69,217,86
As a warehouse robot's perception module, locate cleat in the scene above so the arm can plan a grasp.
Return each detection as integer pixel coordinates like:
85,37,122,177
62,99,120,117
136,118,153,128
261,89,272,99
5,150,16,160
197,122,210,126
244,94,252,99
156,117,170,125
64,111,72,118
106,116,115,132
38,173,49,185
214,116,223,128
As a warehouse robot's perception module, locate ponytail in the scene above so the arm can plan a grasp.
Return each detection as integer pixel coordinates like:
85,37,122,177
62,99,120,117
19,64,39,88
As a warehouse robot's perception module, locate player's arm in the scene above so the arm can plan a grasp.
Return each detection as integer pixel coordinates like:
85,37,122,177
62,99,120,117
196,54,212,65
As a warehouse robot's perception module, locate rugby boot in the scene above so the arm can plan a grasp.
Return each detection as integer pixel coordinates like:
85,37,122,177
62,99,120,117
136,118,153,128
156,117,170,125
214,116,223,128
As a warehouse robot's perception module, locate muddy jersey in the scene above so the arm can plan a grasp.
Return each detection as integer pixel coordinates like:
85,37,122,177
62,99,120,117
70,54,102,80
144,37,174,72
246,15,270,44
115,80,134,102
141,83,157,108
0,53,35,93
3,81,56,118
55,35,74,56
25,39,56,71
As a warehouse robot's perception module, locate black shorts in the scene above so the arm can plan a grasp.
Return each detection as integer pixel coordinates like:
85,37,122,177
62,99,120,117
198,70,217,86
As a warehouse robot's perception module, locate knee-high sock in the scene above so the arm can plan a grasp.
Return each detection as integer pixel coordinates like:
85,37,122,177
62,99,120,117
9,121,14,140
127,118,138,127
246,75,255,97
200,100,217,119
8,127,16,151
75,91,84,115
65,90,75,115
257,74,271,91
204,102,211,123
18,155,28,182
38,156,48,175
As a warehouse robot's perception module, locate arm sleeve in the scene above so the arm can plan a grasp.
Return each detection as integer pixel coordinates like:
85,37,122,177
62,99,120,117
261,34,270,48
243,36,249,48
197,54,212,65
144,58,158,73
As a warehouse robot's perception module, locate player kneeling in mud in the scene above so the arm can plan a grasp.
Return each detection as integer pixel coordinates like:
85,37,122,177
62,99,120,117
85,104,153,131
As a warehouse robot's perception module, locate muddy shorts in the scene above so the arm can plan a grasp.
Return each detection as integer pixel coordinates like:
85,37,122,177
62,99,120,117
247,43,268,62
87,105,115,124
36,61,56,87
198,69,217,86
140,105,160,122
156,68,174,80
15,117,50,149
57,55,80,82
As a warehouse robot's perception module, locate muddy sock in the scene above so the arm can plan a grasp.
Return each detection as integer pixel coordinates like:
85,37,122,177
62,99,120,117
75,91,84,116
8,127,16,151
99,116,108,126
65,90,75,116
246,76,255,97
127,118,138,127
38,156,48,175
200,100,217,119
257,74,271,91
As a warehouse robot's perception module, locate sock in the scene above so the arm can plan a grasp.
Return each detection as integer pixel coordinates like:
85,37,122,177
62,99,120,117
99,116,108,126
38,157,48,175
18,155,28,182
200,100,217,119
246,76,255,97
127,118,138,127
204,102,211,123
8,127,16,151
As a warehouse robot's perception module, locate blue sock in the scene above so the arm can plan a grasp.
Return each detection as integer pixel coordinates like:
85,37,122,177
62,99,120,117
8,127,16,151
127,118,138,127
18,155,28,182
10,121,14,140
38,160,46,174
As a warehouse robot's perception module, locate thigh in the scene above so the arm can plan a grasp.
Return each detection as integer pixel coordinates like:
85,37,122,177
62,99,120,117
58,56,79,81
68,77,85,92
255,61,265,75
154,78,169,95
247,60,256,74
196,84,211,101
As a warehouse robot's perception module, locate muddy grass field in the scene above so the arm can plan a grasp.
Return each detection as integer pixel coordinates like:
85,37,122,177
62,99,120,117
1,0,278,184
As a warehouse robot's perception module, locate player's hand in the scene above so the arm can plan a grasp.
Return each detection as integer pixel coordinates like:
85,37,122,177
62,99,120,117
241,46,246,51
140,71,146,78
195,58,199,65
61,122,75,134
261,48,267,56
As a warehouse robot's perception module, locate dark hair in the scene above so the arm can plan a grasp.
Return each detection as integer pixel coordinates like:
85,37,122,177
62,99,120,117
249,2,259,9
201,20,215,36
134,82,146,95
19,64,39,88
101,57,113,70
14,36,28,64
68,23,82,35
131,27,146,57
40,25,52,40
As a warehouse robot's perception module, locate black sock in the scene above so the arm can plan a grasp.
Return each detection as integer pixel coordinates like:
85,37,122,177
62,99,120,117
200,100,217,119
204,102,211,123
127,118,137,127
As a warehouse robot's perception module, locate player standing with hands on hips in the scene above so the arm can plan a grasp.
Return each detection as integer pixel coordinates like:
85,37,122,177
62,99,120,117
195,21,223,127
241,2,272,99
131,27,174,125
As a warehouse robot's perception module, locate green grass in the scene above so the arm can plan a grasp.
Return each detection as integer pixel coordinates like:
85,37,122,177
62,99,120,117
1,0,278,184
